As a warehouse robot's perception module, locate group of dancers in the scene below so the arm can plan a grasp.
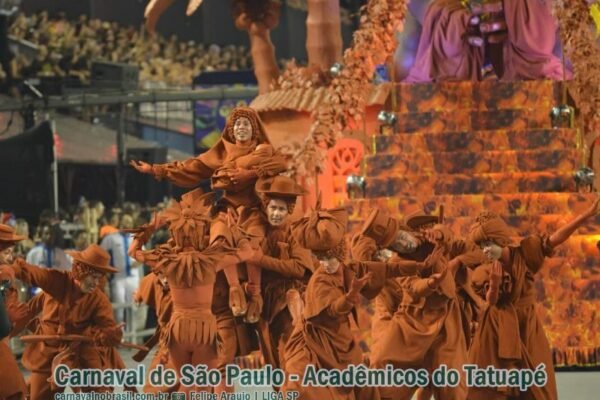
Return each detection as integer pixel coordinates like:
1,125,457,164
0,106,598,400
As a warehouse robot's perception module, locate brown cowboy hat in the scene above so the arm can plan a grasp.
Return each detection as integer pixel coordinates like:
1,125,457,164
256,176,306,198
66,244,118,274
0,224,26,243
405,210,439,230
360,209,403,248
292,207,348,251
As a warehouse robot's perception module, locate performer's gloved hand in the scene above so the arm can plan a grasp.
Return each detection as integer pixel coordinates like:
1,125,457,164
426,268,448,290
347,272,372,303
421,246,444,270
248,244,264,263
581,196,600,220
130,160,153,175
94,322,125,347
486,261,503,306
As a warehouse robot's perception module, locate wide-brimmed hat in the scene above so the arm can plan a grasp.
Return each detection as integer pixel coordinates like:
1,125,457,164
256,176,306,198
292,207,348,251
0,224,26,243
405,210,439,230
360,209,403,248
66,244,118,274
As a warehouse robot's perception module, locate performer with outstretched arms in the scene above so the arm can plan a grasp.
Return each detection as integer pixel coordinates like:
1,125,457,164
131,106,287,323
467,197,600,400
0,243,123,399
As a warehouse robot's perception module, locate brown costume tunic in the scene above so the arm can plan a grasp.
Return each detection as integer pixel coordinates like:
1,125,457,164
133,273,176,394
257,224,313,368
350,234,404,346
283,261,420,400
369,231,484,400
0,279,28,400
468,235,557,400
3,261,122,399
143,245,220,351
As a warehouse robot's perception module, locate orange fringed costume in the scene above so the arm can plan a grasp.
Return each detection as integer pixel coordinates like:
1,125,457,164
138,106,287,322
467,213,557,400
131,189,254,393
0,245,122,399
282,208,426,400
133,273,176,394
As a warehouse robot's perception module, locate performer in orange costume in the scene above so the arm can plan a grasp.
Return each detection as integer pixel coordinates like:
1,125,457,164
0,243,123,399
131,106,287,323
282,207,439,400
0,224,28,400
248,175,313,369
132,272,176,394
129,189,255,395
467,197,600,400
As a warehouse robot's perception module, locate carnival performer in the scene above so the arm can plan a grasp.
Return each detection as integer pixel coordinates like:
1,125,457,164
467,197,600,400
131,106,287,323
129,188,256,395
0,224,28,400
132,272,177,394
0,243,124,399
247,175,313,369
282,207,440,400
368,208,485,400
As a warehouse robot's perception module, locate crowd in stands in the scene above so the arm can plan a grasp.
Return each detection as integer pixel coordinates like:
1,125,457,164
2,11,254,87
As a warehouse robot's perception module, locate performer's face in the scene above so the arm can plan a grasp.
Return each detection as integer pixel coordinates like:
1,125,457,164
78,271,104,293
233,117,253,143
390,230,420,254
0,245,15,264
266,199,289,226
480,240,503,261
318,256,341,274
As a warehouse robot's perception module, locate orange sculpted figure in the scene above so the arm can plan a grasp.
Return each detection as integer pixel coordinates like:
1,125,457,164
131,106,287,323
369,208,485,400
467,198,600,400
247,176,314,370
129,189,255,395
282,207,434,400
0,243,123,399
132,272,177,394
0,224,28,400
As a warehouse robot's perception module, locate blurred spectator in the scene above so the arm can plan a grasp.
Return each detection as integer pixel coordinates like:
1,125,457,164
99,209,120,240
100,213,142,328
25,223,71,271
71,230,90,251
13,219,34,258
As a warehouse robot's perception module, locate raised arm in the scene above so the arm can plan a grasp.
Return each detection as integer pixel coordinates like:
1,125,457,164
327,273,373,318
251,238,312,279
398,267,448,300
2,259,67,299
130,156,214,188
549,197,600,248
